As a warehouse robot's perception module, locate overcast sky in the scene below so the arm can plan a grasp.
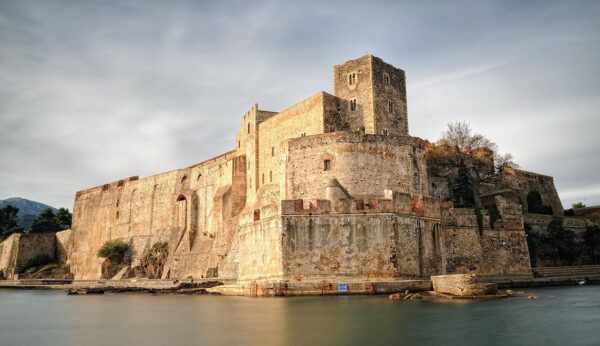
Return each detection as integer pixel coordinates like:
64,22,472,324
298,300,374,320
1,0,599,210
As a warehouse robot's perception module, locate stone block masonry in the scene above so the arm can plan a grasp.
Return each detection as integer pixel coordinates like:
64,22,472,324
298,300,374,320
3,54,568,296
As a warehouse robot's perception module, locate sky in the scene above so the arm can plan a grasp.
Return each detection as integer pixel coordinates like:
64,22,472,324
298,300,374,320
0,0,599,210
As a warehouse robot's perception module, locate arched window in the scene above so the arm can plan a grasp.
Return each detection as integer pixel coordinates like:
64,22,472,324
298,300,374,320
176,195,187,230
181,175,188,184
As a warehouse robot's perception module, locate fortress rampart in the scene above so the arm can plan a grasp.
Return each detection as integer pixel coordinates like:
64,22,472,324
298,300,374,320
0,55,552,295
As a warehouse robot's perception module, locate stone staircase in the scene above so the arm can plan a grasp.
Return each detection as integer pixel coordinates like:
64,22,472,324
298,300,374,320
532,265,600,279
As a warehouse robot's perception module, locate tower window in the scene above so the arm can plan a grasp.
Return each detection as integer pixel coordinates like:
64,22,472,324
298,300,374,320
271,146,275,156
382,128,389,136
350,98,357,112
323,159,332,171
262,173,265,185
269,171,273,182
383,73,390,86
247,123,250,133
388,100,394,113
348,72,357,85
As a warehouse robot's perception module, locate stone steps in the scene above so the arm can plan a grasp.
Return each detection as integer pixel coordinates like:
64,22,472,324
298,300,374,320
533,265,600,278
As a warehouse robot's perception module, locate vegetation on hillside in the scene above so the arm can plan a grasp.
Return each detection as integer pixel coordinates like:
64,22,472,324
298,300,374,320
30,208,72,233
426,121,518,231
526,220,600,266
0,198,58,230
0,205,23,240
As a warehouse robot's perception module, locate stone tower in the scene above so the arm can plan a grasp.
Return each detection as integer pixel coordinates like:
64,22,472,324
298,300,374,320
333,55,408,136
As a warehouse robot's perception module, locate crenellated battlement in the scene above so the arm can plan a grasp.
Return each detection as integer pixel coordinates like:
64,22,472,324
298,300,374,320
280,191,441,219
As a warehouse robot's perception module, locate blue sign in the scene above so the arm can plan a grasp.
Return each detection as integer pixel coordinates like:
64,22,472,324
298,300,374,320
338,282,348,292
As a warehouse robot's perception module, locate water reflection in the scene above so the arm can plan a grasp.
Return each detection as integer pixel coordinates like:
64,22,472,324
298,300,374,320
1,286,599,346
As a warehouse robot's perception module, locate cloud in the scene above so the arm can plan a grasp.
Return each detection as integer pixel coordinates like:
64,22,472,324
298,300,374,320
0,0,599,209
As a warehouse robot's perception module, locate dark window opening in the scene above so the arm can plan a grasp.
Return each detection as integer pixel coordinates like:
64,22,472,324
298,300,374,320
271,146,275,156
388,100,394,113
348,72,357,85
270,171,273,182
324,159,332,171
247,123,250,133
350,98,357,111
253,209,261,221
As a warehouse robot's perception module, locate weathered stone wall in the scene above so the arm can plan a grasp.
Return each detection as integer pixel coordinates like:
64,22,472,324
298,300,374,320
68,149,243,280
574,206,600,220
281,214,432,280
238,215,284,282
0,233,57,279
257,92,330,200
440,197,532,275
488,168,564,215
55,229,72,262
370,56,408,136
333,55,407,136
286,132,428,200
0,234,18,278
333,55,375,133
431,274,497,296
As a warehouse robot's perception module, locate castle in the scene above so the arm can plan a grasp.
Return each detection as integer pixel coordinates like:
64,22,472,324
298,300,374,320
2,55,569,295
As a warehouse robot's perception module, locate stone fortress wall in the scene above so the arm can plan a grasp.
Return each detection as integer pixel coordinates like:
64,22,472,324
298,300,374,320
2,54,573,292
0,233,57,279
64,149,244,280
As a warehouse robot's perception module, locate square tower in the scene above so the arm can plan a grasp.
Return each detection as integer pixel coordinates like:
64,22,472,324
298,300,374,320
333,55,408,136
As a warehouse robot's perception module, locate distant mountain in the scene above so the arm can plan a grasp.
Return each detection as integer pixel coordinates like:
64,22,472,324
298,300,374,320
0,197,58,231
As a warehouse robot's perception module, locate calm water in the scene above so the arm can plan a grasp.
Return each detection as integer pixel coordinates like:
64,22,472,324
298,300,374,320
1,286,599,346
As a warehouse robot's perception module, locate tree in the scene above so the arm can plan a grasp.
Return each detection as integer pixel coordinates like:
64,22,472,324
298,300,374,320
545,217,578,266
426,121,518,231
583,226,600,264
55,208,72,230
30,208,61,233
572,201,586,209
0,205,23,240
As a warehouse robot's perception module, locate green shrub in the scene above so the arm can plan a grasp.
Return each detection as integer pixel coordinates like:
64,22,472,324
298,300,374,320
97,240,130,263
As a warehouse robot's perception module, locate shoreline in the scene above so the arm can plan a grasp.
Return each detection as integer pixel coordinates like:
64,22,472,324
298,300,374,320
1,276,598,296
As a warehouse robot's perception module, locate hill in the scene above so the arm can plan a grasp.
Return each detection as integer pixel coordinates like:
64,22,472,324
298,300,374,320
0,197,58,231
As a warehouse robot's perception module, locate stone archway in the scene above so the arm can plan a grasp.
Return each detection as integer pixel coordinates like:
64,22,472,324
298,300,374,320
176,194,187,231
